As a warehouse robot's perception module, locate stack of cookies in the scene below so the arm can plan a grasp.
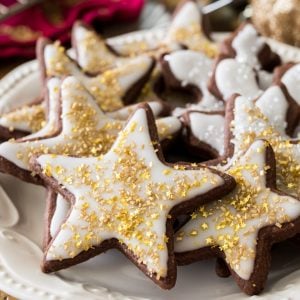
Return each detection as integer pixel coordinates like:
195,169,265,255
0,0,299,296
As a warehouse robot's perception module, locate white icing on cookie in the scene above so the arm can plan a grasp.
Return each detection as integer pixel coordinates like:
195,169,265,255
232,24,264,69
73,24,127,74
257,70,273,90
165,50,223,110
107,28,166,57
48,119,180,242
189,112,225,155
281,64,300,105
175,140,300,280
165,50,212,88
0,77,179,171
169,2,201,34
50,194,71,238
215,58,262,100
255,86,288,134
36,107,226,277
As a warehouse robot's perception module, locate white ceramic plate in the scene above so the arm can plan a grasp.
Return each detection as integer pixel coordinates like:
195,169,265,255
1,15,300,300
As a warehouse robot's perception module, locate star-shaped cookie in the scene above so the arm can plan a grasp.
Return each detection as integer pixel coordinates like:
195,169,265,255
38,38,155,111
175,139,300,295
30,105,235,289
0,77,182,184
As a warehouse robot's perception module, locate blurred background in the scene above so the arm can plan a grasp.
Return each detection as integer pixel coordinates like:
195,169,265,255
0,0,299,77
0,0,248,77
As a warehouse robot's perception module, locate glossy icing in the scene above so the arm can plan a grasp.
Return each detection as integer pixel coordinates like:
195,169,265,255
215,58,262,100
189,112,225,155
50,195,70,238
0,103,45,133
255,86,288,134
257,70,273,90
281,64,300,105
232,24,264,69
1,24,300,300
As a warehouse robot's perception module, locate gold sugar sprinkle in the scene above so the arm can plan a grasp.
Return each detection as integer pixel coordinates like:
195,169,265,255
2,104,46,132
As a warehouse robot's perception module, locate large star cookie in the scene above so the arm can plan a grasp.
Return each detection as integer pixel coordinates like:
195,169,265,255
175,139,300,295
30,105,235,289
0,77,182,184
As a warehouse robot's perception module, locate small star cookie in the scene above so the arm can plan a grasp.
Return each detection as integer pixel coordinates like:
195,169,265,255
175,139,300,295
38,38,155,111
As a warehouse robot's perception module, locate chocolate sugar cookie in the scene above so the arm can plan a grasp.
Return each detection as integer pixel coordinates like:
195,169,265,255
31,104,235,289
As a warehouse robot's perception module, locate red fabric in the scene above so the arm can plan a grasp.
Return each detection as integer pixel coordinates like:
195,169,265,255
0,0,144,58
